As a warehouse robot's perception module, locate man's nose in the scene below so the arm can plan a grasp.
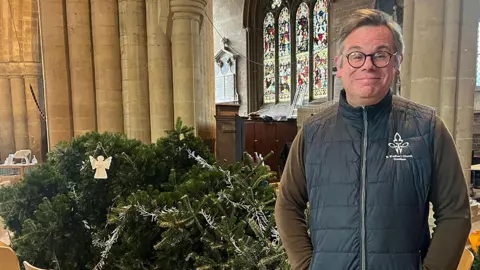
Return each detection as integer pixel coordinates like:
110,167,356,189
362,56,376,70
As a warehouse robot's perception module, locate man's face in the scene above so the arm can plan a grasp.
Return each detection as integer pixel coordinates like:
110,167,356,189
335,25,402,106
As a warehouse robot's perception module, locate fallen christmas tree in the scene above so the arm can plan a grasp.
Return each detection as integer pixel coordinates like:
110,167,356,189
0,119,289,269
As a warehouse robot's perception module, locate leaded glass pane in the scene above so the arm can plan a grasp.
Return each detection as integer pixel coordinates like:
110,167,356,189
313,0,328,99
264,12,276,104
271,0,281,9
279,8,291,102
296,2,309,102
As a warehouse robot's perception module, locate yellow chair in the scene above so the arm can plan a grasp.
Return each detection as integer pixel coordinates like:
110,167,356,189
23,261,49,270
456,248,475,270
0,246,20,270
470,230,480,254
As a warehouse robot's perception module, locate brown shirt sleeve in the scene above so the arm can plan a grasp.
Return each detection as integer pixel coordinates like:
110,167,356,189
423,116,472,270
275,127,312,270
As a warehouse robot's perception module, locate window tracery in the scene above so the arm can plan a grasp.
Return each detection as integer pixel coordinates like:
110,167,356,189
263,0,329,104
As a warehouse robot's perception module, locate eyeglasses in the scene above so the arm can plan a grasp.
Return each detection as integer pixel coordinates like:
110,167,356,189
343,51,397,68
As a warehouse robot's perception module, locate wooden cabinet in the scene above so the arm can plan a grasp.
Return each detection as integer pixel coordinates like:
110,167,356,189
236,117,297,181
215,103,240,164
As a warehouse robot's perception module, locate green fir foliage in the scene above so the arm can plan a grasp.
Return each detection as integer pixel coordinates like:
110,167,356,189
0,118,288,269
473,249,480,270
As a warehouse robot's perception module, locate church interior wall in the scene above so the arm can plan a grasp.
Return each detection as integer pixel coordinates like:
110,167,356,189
37,0,215,150
0,0,45,162
213,0,248,116
0,0,217,161
212,0,375,118
214,0,478,188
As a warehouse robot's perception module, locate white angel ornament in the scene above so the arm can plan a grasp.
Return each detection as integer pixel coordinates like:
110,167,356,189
89,155,112,179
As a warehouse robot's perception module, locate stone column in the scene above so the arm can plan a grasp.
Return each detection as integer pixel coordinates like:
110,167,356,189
91,0,124,133
24,75,43,161
27,0,41,63
1,0,11,63
170,0,206,131
196,0,215,145
409,0,445,111
0,77,16,160
38,0,74,148
197,1,207,139
23,0,43,161
206,0,215,141
66,0,97,136
439,0,461,133
11,0,23,62
404,0,478,188
399,0,414,99
455,0,480,186
146,0,174,141
118,0,150,142
10,76,29,150
22,0,33,62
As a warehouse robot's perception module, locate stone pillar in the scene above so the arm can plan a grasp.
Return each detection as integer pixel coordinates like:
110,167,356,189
0,77,15,160
23,0,44,161
439,0,461,133
206,0,215,141
1,1,10,63
10,76,29,150
118,0,151,142
38,0,74,148
11,0,23,62
409,0,445,111
26,0,41,63
91,0,124,133
405,0,479,188
399,0,414,99
197,0,215,146
24,76,43,162
455,0,480,186
146,0,174,141
170,0,206,131
22,0,33,62
196,6,206,139
66,0,97,136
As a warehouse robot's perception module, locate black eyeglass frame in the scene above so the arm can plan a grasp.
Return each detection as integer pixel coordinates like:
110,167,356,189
342,51,398,68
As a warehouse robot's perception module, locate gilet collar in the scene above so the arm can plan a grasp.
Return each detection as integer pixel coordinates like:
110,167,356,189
338,89,392,122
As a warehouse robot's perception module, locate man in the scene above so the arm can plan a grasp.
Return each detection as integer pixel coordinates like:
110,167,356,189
275,8,471,270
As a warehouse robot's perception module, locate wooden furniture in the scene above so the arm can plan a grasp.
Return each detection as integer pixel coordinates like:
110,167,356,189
215,103,240,164
236,116,297,181
24,261,49,270
456,248,474,270
0,164,37,186
0,246,20,270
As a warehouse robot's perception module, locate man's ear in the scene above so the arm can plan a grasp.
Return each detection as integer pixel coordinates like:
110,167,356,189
335,55,342,78
395,54,403,70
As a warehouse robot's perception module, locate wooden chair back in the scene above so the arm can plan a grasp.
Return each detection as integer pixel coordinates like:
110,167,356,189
24,261,49,270
457,248,475,270
0,246,20,270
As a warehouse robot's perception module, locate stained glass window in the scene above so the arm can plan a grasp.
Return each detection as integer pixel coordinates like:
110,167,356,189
296,2,310,102
279,8,291,102
263,12,276,104
262,0,329,105
313,0,328,99
271,0,282,9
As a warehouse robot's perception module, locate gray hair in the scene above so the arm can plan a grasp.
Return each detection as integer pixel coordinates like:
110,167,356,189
336,9,404,56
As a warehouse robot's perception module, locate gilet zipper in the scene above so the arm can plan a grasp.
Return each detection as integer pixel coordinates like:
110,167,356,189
361,108,368,270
